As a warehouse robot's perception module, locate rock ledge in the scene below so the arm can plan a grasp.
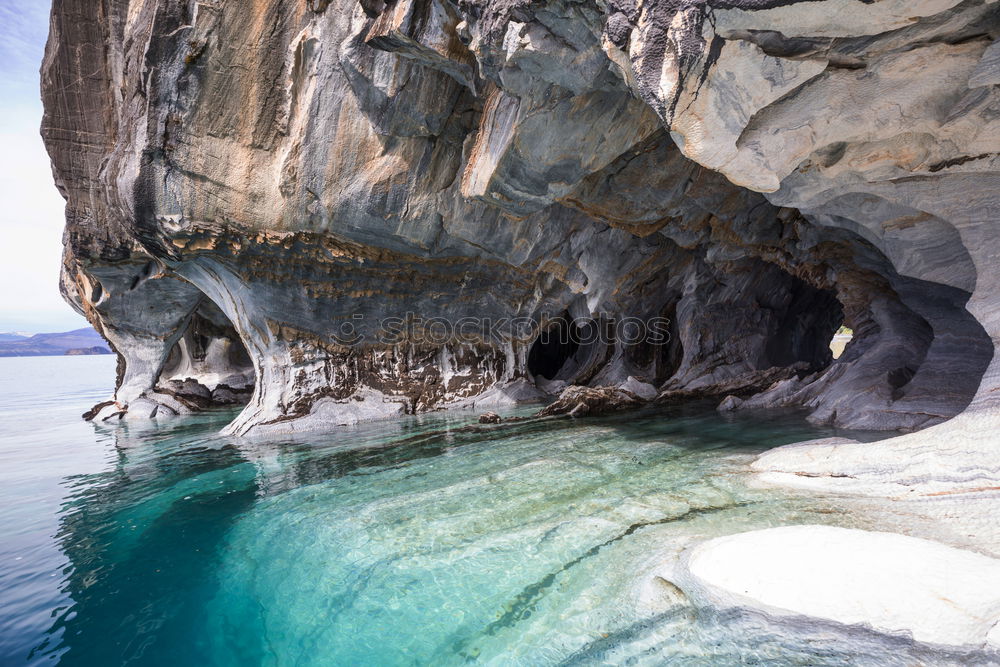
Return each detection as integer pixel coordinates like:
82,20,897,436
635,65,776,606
669,525,1000,653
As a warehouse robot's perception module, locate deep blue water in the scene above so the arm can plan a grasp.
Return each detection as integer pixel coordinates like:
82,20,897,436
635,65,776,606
1,355,911,666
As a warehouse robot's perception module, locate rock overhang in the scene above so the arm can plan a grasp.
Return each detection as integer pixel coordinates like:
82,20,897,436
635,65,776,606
39,0,1000,437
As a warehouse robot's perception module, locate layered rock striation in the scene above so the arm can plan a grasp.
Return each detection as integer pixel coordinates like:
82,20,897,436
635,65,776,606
41,0,999,441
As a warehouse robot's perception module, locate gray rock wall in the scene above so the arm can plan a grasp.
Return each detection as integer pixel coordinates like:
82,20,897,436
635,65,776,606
41,0,999,436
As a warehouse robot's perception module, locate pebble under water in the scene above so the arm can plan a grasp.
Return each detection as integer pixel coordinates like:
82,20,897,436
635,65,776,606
2,355,941,666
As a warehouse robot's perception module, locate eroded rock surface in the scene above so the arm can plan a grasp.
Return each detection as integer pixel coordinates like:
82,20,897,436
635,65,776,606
41,0,1000,440
664,525,1000,654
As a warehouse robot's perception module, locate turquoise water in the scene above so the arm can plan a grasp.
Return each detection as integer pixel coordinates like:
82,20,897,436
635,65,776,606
2,356,925,666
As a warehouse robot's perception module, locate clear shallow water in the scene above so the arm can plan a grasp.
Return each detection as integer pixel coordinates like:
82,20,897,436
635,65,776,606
1,356,930,666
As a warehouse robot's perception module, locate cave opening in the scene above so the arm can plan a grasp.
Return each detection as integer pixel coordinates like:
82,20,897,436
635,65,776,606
157,299,256,408
527,314,582,380
764,282,844,372
624,297,683,386
829,324,853,360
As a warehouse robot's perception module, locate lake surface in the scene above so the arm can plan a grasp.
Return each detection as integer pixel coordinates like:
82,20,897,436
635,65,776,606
1,355,934,666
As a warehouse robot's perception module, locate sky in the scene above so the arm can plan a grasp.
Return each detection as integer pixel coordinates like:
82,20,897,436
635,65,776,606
0,1,88,333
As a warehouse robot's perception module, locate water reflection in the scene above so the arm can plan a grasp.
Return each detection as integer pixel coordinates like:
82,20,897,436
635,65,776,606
32,403,950,666
38,412,256,665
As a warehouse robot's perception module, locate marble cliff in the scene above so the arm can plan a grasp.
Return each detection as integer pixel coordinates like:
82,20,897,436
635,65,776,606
42,0,1000,468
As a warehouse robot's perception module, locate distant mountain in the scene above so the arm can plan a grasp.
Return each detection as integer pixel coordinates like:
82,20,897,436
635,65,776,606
0,332,31,342
65,346,114,356
0,328,112,357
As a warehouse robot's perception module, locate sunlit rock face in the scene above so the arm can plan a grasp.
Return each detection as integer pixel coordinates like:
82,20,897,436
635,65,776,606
41,0,998,436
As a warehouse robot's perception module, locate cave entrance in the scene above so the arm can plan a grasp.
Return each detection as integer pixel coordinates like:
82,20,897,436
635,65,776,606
624,297,683,385
829,324,853,360
527,314,582,380
763,280,845,372
158,299,256,408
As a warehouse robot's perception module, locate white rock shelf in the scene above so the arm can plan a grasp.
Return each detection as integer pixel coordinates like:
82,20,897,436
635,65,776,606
669,525,1000,654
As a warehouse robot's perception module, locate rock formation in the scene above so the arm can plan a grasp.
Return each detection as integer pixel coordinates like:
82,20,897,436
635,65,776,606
660,525,1000,654
41,0,1000,442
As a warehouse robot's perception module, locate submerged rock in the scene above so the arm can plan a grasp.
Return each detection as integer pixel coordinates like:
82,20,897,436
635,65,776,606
478,411,502,424
39,0,1000,446
668,525,1000,654
535,385,643,418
